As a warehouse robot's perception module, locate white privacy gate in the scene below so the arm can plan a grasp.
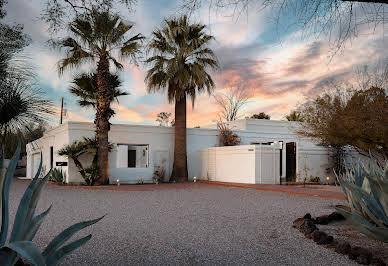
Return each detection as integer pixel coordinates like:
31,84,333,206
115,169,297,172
198,144,281,184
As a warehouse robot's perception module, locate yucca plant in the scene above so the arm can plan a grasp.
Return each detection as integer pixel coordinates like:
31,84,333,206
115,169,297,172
335,159,388,242
0,143,103,265
48,168,66,184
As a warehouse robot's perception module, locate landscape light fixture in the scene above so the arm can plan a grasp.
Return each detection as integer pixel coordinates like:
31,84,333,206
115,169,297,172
116,179,120,186
193,176,197,183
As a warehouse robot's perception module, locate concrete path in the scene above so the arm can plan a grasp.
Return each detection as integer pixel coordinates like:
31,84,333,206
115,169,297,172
9,179,354,266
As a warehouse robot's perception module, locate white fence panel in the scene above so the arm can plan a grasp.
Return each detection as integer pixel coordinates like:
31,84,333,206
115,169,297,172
214,146,255,184
199,144,280,184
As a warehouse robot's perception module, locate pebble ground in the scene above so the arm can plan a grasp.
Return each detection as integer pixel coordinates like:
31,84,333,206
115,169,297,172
8,179,356,266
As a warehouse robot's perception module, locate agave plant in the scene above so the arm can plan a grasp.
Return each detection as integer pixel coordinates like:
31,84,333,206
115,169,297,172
48,168,66,184
335,159,388,242
0,143,104,265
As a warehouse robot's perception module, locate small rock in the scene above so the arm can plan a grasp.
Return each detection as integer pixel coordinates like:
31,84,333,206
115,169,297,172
304,231,312,239
335,241,351,255
349,246,371,261
315,215,330,225
303,213,312,220
326,240,338,249
292,217,305,229
328,212,345,222
357,255,372,265
312,231,333,245
371,258,386,266
304,222,317,234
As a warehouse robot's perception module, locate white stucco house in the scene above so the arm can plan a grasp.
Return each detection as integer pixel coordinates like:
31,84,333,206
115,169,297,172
26,119,331,185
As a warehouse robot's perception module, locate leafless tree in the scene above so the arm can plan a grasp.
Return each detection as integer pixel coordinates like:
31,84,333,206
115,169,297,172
182,0,388,52
41,0,137,35
355,59,388,90
156,112,172,126
214,85,251,121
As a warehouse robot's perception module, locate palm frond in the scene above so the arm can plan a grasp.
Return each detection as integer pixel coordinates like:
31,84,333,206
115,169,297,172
57,38,94,76
145,15,218,107
0,77,54,135
56,8,143,76
69,72,127,116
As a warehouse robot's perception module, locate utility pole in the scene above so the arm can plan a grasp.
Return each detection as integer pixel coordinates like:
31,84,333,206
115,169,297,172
60,97,64,125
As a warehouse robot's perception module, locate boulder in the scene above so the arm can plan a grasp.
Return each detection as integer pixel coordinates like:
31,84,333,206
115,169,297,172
314,215,330,225
292,218,305,229
304,222,317,234
326,240,338,249
357,255,372,265
335,240,351,255
312,230,333,245
328,212,345,222
371,258,386,266
348,247,372,262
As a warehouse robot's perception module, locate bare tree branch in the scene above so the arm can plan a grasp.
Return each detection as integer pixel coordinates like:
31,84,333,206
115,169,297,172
182,0,388,53
214,85,251,121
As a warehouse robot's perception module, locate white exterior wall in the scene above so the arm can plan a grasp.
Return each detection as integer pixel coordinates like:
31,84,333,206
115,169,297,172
26,119,331,184
227,119,331,182
26,124,70,181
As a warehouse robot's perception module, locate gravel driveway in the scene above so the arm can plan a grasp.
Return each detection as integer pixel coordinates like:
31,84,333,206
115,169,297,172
8,179,355,266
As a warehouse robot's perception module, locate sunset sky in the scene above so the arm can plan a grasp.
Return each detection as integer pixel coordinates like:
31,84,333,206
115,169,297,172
4,0,388,127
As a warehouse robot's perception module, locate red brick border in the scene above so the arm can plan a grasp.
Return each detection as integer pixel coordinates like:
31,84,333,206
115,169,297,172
47,181,345,199
200,181,346,200
47,181,206,191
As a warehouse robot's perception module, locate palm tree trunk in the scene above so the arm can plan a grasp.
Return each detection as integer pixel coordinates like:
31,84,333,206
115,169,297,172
170,94,188,182
73,158,87,183
95,54,110,185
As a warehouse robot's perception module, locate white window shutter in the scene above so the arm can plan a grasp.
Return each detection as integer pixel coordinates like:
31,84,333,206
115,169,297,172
117,145,128,168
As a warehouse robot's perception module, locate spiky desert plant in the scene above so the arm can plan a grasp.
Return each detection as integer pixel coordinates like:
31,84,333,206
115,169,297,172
335,160,388,242
48,168,66,184
0,143,103,265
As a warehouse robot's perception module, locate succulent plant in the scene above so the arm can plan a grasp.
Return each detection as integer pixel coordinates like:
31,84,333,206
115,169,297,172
0,142,104,265
335,159,388,242
48,168,66,184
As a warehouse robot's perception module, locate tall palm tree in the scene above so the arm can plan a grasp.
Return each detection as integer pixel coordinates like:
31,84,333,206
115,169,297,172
145,16,218,182
70,72,127,121
57,9,144,184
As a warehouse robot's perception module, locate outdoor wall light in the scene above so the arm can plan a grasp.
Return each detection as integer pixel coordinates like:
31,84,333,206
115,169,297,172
116,179,120,186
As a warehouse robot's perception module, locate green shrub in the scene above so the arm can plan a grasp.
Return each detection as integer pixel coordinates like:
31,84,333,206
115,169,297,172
0,143,104,265
84,164,98,186
217,122,241,146
48,168,66,184
335,160,388,242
